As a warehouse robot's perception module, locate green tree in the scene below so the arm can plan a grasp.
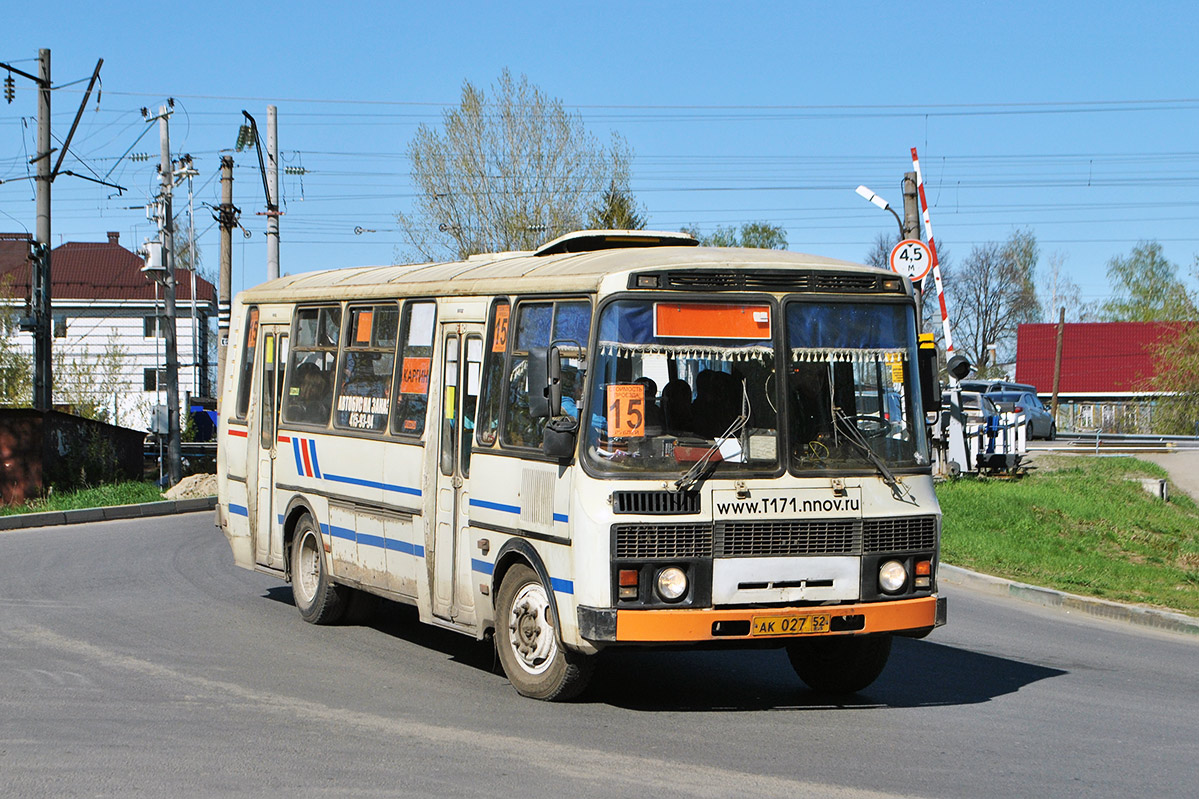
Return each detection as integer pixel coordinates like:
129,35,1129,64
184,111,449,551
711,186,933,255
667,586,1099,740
397,70,635,261
588,180,646,230
682,221,787,249
0,275,33,406
53,331,136,424
1100,241,1196,321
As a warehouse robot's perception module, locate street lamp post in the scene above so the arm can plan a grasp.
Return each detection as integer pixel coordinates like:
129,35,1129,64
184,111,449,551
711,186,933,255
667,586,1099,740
855,184,905,240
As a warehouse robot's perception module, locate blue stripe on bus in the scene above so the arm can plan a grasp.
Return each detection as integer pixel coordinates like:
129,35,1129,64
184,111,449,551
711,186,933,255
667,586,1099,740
471,558,494,575
324,472,422,496
229,503,248,517
291,436,304,475
328,524,356,541
553,512,569,523
469,498,521,515
550,577,574,595
356,532,386,550
307,439,322,479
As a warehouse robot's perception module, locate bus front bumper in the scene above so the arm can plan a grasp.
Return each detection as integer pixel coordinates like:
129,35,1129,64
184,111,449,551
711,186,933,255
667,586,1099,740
577,595,945,643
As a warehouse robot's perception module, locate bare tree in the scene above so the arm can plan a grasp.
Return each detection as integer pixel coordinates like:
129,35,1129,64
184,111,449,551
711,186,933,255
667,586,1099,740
397,70,634,261
949,229,1041,377
1039,251,1097,322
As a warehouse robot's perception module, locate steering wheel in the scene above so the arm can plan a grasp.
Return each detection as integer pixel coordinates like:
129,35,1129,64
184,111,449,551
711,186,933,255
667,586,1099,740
846,414,889,438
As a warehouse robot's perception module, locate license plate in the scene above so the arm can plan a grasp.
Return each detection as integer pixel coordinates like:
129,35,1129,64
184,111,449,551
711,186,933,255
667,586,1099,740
750,613,830,637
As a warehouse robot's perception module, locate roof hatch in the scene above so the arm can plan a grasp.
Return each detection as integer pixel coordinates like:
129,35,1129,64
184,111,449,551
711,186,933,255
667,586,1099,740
533,229,698,256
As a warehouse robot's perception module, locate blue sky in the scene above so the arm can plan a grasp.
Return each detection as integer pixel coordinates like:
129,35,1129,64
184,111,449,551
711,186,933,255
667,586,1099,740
3,1,1198,309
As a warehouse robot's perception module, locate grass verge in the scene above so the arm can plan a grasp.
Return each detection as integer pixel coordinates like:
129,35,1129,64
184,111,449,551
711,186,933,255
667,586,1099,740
0,481,165,517
938,456,1199,616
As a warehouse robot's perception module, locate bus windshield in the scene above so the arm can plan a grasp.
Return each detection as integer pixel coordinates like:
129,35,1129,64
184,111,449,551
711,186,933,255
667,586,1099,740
582,298,928,477
785,301,927,473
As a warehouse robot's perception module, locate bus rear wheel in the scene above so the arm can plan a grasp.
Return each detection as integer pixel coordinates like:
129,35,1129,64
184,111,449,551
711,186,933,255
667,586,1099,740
786,634,893,694
495,564,593,701
290,514,347,625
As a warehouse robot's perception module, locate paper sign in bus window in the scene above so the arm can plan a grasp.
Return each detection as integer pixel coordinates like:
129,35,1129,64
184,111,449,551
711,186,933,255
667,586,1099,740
355,310,374,345
606,384,646,438
492,304,511,352
400,357,431,394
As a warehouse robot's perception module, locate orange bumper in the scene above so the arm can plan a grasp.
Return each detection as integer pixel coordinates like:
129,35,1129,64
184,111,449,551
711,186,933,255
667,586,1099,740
612,595,941,643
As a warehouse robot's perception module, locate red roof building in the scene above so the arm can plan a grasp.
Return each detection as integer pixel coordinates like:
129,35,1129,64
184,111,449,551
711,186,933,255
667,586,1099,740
1,232,216,427
1016,321,1187,398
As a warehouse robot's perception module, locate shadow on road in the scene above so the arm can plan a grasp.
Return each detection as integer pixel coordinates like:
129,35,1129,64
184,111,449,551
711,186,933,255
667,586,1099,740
262,588,1064,711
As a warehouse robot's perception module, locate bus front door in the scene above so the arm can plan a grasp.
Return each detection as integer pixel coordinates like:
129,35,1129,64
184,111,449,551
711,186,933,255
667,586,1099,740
431,324,483,623
251,325,288,570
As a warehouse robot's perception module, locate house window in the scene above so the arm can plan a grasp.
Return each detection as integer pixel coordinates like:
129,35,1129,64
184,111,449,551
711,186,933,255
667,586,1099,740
144,367,166,391
144,315,164,338
53,314,67,338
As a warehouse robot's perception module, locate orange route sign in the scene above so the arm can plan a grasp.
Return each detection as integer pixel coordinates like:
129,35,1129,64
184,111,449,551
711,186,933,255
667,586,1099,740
606,384,646,438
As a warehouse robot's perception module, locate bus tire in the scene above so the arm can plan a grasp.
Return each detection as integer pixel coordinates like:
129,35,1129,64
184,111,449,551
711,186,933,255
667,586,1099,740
786,633,892,695
290,514,347,625
495,564,593,701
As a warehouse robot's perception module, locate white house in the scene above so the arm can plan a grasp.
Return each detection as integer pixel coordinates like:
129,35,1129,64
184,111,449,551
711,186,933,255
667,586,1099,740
0,231,216,431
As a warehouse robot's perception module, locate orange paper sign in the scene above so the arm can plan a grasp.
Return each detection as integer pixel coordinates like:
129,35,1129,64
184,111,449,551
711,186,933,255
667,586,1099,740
399,357,431,394
492,304,511,352
606,384,647,438
355,310,374,345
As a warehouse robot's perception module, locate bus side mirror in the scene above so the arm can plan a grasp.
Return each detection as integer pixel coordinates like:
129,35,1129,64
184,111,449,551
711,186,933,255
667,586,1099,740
528,346,562,418
918,335,940,413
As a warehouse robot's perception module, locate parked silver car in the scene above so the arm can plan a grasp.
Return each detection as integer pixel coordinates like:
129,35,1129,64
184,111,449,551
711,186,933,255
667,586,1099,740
988,391,1056,439
943,390,1001,430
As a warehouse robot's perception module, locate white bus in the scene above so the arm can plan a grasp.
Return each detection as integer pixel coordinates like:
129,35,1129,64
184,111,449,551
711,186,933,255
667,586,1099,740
216,230,947,700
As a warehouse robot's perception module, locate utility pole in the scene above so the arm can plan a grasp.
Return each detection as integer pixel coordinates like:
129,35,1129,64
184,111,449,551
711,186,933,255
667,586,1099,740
33,48,52,411
266,105,280,281
901,171,920,241
1051,306,1065,418
158,105,182,486
216,156,235,395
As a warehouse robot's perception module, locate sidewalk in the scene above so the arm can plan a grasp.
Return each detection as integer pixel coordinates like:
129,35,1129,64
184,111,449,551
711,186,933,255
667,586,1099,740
0,496,216,531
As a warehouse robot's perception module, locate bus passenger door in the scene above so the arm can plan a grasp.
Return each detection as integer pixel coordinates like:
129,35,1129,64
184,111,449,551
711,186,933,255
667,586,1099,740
252,326,288,569
431,324,483,622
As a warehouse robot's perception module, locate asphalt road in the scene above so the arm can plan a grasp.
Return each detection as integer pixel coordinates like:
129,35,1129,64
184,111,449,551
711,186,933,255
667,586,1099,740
1,513,1196,798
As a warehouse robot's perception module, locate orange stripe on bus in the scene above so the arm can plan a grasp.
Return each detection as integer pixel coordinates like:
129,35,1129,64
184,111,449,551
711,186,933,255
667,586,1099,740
615,596,938,642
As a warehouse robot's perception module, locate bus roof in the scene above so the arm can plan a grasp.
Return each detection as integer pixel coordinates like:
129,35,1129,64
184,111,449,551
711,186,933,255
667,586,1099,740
236,243,885,304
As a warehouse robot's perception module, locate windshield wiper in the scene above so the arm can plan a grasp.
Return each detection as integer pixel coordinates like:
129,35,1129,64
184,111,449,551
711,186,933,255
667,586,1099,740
833,409,915,504
673,380,750,493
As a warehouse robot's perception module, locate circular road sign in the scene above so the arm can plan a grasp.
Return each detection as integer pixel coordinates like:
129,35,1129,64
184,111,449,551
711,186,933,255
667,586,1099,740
889,239,932,282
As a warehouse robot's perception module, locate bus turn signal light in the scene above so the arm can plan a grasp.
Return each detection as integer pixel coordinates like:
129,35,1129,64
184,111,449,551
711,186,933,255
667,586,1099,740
619,569,639,600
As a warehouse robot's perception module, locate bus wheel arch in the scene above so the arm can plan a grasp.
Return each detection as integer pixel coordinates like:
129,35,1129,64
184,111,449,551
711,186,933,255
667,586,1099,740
280,497,319,581
490,541,592,701
288,507,347,625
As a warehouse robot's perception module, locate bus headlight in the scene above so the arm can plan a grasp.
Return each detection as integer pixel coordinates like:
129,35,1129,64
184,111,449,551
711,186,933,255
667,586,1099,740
656,567,688,602
879,560,907,593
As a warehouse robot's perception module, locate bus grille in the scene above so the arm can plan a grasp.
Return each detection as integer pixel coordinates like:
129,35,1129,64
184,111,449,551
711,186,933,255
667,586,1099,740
862,516,937,553
663,270,886,293
715,520,857,556
613,523,713,559
612,490,701,515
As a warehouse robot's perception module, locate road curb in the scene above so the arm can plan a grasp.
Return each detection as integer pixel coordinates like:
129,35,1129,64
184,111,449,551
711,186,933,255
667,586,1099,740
940,563,1199,637
0,497,216,531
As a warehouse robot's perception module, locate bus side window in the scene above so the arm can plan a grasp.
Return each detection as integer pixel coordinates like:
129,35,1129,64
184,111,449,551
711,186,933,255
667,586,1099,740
391,301,437,438
475,299,509,446
282,306,340,427
502,299,590,450
234,306,259,420
334,304,398,433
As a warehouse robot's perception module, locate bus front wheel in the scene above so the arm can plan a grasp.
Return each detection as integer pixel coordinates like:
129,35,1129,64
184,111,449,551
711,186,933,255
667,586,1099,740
786,633,892,694
290,514,347,625
495,564,593,701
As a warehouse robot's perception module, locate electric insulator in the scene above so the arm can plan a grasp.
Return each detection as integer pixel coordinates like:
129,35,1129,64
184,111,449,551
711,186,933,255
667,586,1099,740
3,74,14,104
